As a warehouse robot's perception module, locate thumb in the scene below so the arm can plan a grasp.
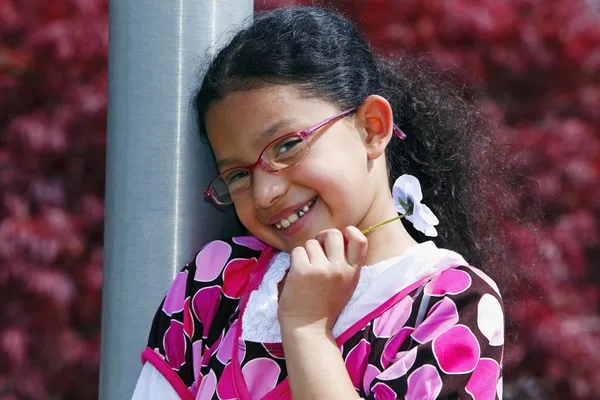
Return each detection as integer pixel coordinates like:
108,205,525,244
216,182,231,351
342,226,368,270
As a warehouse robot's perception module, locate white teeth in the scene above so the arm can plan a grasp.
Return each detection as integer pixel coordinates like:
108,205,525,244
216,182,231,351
274,197,317,230
288,213,299,224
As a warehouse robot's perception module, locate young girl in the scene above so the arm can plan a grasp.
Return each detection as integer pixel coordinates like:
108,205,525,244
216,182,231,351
133,7,504,400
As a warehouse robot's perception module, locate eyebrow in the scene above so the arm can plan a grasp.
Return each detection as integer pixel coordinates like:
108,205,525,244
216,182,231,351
216,117,297,170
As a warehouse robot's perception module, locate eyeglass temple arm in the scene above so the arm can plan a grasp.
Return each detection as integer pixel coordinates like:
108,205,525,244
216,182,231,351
305,108,407,140
393,124,407,140
303,108,357,136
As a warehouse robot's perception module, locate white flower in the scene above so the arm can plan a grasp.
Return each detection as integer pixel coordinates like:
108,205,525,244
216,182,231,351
392,174,439,237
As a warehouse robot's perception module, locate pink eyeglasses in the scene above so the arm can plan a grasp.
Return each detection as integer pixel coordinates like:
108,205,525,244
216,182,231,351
204,107,406,205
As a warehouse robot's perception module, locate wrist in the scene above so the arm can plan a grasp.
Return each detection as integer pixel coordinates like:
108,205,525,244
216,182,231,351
280,319,334,339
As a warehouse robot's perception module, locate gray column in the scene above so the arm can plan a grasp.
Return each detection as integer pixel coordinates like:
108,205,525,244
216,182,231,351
100,1,252,398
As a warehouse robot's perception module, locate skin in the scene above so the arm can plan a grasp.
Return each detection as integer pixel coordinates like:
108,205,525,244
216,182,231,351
205,85,418,399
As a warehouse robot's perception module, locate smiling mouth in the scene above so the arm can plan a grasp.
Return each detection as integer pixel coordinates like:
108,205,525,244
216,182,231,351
273,196,318,230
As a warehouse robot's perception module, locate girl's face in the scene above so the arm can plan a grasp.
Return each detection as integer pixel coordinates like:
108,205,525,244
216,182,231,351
205,85,394,252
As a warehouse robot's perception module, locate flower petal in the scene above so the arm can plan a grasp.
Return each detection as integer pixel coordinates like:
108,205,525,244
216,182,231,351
393,175,423,202
416,203,440,224
424,226,438,237
407,203,439,237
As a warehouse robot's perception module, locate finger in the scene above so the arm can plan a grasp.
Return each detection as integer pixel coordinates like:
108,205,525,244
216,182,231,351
304,239,328,267
342,226,368,269
315,229,345,262
290,246,310,270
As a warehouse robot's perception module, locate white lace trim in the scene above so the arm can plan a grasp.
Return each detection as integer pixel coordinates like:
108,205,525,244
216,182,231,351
241,241,467,342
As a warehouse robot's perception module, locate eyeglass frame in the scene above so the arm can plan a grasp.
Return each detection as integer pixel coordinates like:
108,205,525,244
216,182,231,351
204,106,406,205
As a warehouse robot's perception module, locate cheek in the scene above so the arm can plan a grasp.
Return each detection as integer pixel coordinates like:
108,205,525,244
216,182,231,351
233,202,258,228
294,160,367,208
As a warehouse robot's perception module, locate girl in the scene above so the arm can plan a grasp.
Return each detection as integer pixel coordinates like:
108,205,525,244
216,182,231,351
133,7,504,400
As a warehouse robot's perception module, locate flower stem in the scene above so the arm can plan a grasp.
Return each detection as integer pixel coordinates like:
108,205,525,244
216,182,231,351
361,214,406,235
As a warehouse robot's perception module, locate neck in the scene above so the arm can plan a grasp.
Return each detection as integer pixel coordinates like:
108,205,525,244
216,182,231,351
358,191,419,266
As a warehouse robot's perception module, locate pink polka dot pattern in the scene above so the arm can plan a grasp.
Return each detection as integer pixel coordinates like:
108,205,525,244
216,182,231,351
412,297,459,343
222,258,255,299
373,295,413,337
216,362,236,400
377,347,418,381
242,358,281,398
424,268,472,296
196,369,216,400
380,327,413,367
433,324,480,374
162,270,188,316
497,377,503,399
362,364,381,396
372,382,397,400
194,241,231,282
163,320,186,371
191,285,221,338
216,319,238,364
467,266,501,296
145,239,504,400
192,339,203,380
232,236,268,250
477,294,504,346
406,364,443,400
345,339,371,390
201,331,223,369
183,297,194,339
465,358,501,400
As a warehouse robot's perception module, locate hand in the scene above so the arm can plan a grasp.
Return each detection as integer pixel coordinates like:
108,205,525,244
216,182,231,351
277,226,368,333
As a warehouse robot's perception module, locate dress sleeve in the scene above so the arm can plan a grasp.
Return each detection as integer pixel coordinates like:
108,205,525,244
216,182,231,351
365,266,504,400
131,362,182,400
140,258,203,400
138,237,266,399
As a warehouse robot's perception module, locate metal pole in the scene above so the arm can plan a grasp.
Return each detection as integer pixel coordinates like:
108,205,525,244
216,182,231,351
100,1,252,398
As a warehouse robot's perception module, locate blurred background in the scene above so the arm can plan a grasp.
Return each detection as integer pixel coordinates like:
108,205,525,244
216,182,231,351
0,0,599,399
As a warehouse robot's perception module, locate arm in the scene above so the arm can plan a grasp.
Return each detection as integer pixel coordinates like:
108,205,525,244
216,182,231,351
278,227,368,400
282,324,359,400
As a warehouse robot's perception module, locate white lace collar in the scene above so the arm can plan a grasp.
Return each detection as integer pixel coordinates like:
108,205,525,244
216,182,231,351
241,241,467,342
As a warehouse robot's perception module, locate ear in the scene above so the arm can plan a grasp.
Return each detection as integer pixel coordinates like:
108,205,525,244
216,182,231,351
355,95,394,161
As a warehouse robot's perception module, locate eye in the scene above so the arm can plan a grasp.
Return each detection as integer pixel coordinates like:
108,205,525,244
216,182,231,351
275,136,303,155
224,170,249,186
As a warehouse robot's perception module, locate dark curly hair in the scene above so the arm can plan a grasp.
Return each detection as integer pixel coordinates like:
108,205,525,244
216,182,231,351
194,7,507,274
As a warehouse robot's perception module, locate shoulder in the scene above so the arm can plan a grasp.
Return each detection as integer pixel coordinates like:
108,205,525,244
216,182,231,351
175,236,269,282
424,264,502,300
421,264,504,329
146,236,270,371
154,236,270,328
185,235,268,272
415,264,504,348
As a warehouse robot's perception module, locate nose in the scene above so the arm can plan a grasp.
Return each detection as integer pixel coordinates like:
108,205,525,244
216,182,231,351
251,167,287,209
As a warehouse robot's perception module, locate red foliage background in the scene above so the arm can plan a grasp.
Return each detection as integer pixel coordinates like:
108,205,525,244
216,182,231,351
1,0,599,398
